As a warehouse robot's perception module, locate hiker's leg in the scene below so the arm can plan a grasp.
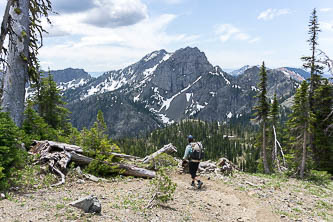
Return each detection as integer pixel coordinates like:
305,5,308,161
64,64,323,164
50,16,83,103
193,162,203,188
189,162,197,183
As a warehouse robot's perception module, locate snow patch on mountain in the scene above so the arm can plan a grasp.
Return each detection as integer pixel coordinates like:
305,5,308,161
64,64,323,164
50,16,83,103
251,86,258,91
227,112,233,118
230,65,250,76
186,93,193,102
209,66,230,85
157,113,175,125
58,78,89,91
209,92,217,97
144,51,159,62
159,76,202,111
137,53,173,88
277,67,305,82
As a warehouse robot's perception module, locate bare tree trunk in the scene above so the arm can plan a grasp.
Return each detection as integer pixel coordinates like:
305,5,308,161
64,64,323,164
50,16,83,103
0,0,13,53
1,0,29,127
300,127,308,178
262,121,270,174
142,143,177,164
272,125,281,172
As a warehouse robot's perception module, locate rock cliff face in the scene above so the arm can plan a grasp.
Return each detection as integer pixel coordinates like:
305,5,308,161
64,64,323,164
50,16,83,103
54,47,301,138
45,68,91,84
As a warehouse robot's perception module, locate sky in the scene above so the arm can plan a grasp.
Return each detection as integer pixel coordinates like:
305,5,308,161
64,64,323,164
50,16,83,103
0,0,333,74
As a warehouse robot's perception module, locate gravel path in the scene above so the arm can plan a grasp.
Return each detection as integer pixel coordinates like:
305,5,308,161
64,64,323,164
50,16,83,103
0,171,331,222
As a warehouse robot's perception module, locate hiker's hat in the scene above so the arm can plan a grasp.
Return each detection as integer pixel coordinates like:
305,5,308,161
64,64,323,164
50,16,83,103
188,135,193,139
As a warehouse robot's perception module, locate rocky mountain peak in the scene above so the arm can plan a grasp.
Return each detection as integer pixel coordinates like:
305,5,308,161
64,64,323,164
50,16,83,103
230,65,250,76
48,47,305,138
44,68,91,84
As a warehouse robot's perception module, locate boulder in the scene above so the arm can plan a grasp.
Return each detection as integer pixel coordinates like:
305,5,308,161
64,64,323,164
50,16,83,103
69,195,101,214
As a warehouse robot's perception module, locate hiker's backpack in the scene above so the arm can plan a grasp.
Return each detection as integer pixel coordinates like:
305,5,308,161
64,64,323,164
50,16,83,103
189,142,204,160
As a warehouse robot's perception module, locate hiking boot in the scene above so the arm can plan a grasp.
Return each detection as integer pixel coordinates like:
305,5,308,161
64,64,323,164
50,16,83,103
197,181,203,189
191,181,195,187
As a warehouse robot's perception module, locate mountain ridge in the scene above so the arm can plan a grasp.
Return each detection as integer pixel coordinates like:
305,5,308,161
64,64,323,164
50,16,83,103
49,47,304,138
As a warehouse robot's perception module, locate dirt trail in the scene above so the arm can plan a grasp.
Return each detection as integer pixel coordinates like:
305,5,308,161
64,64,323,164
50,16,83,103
0,173,280,222
169,173,279,222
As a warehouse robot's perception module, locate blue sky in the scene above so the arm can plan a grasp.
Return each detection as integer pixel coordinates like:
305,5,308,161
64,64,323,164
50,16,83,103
1,0,333,73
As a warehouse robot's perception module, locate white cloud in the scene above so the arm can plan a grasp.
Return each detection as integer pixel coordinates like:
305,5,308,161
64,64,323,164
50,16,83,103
163,0,184,4
215,24,259,44
38,11,199,71
322,21,333,32
257,8,290,21
248,37,261,44
82,0,148,28
319,8,333,12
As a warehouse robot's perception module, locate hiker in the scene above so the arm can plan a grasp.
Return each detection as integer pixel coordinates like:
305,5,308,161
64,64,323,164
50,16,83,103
183,135,203,189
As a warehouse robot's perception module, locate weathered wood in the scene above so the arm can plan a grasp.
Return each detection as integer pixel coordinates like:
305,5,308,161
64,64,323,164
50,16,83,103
71,152,155,178
30,140,156,183
1,0,30,127
245,181,259,187
103,152,140,160
142,143,177,164
118,163,155,178
32,140,83,153
70,152,94,165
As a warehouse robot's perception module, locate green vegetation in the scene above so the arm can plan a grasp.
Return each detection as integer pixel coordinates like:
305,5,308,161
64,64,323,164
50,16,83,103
10,155,57,191
147,153,178,170
0,111,26,190
81,110,121,177
148,167,177,207
117,119,259,172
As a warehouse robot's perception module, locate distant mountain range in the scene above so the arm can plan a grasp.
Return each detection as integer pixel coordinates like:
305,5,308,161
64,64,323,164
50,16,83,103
47,47,316,138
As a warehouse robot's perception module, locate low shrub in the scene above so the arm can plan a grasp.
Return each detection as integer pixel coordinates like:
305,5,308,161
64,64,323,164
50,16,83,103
307,170,331,186
148,153,178,170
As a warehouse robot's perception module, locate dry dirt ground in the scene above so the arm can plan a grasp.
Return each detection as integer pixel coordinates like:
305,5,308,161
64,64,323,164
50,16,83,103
0,171,332,222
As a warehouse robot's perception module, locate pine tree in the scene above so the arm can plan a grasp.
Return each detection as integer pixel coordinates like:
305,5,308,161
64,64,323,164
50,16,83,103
312,80,333,173
254,62,270,174
287,81,313,178
81,110,121,176
301,8,325,164
34,74,70,130
0,111,25,190
301,9,324,102
22,100,54,140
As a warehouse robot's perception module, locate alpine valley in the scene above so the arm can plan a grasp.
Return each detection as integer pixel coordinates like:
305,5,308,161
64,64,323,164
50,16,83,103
48,47,309,138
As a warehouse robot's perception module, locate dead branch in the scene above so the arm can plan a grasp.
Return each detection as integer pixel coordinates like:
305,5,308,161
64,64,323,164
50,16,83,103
273,125,281,172
142,143,177,164
318,49,333,75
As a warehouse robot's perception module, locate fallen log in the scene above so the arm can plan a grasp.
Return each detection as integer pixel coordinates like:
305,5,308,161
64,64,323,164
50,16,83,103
142,143,177,164
71,152,155,178
29,141,156,186
104,152,140,160
31,140,83,153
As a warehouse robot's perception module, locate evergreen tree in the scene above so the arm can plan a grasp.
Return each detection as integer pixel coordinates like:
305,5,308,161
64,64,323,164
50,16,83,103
253,62,270,174
22,100,54,141
301,8,324,103
34,74,70,130
287,81,313,178
312,80,333,173
301,8,324,163
81,110,121,176
0,111,25,190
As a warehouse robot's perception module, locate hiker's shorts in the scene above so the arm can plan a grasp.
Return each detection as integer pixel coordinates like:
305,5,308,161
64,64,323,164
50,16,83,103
189,162,199,179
